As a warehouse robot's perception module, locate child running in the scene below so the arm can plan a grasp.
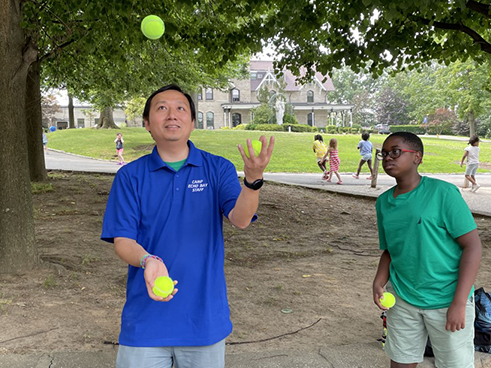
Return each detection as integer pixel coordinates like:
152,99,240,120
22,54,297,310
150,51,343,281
322,138,342,184
352,132,374,179
373,132,482,368
114,132,125,165
313,134,328,179
460,135,480,193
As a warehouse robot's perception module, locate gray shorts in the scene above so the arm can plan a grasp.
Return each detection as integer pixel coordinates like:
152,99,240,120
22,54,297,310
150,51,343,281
385,290,475,367
465,163,478,176
361,153,372,162
116,339,225,368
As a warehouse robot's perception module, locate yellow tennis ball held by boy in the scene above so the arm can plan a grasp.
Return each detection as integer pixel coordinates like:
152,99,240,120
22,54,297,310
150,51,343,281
380,292,396,309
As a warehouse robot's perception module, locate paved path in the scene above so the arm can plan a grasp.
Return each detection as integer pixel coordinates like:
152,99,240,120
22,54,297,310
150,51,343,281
45,149,491,217
24,149,490,367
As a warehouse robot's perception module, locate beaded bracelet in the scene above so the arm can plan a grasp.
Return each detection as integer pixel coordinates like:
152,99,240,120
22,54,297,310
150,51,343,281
140,254,163,269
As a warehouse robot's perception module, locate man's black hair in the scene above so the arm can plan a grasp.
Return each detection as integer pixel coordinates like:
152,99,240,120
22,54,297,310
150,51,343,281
386,132,424,156
142,84,196,122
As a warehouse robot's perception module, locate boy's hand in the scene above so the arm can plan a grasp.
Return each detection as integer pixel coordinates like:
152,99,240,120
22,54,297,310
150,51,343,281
373,284,388,310
446,302,466,332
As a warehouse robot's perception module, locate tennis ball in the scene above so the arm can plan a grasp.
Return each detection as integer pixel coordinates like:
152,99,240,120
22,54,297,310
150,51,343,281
380,292,396,309
244,140,262,158
153,276,174,298
141,15,165,40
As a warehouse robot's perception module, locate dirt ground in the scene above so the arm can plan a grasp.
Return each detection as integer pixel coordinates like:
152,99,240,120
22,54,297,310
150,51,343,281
0,172,490,356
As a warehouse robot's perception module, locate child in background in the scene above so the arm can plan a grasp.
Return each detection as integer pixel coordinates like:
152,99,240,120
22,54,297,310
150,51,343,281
114,132,125,165
352,132,374,179
313,134,328,179
373,132,481,368
42,130,48,155
460,135,480,193
322,138,342,184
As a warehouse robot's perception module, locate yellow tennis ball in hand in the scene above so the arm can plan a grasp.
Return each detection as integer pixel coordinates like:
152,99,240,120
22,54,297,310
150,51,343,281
153,276,174,298
244,140,262,158
380,292,396,309
141,15,165,40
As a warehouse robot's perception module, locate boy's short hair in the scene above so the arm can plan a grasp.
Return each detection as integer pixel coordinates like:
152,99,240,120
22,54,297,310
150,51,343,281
362,132,370,141
314,134,323,142
469,135,480,145
387,132,424,156
142,84,196,122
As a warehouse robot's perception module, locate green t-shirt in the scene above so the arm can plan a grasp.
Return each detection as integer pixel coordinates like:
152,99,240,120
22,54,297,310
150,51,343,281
164,159,187,172
376,176,476,309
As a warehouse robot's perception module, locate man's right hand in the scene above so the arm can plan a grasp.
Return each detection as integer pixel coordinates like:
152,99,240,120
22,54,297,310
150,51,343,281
144,258,178,302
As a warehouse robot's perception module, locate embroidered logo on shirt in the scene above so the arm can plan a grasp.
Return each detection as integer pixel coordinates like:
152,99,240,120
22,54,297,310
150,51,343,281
187,179,208,193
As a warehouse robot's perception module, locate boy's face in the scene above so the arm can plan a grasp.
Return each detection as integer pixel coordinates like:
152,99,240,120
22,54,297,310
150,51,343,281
381,136,422,179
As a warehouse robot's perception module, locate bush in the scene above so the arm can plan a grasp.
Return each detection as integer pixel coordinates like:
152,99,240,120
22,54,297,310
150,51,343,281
232,124,247,130
285,124,317,133
282,113,298,125
250,104,275,124
326,125,338,134
245,123,257,130
248,124,284,132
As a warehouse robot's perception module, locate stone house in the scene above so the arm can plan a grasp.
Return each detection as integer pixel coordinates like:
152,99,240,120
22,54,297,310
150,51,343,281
195,60,354,130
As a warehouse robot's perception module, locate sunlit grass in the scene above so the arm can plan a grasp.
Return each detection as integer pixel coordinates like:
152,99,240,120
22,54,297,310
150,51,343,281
47,128,491,174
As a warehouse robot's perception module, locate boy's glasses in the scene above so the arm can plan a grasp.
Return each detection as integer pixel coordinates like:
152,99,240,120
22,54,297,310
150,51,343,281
377,149,418,159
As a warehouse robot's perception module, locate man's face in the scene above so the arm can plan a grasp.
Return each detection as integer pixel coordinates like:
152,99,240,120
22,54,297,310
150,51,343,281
144,89,195,144
381,136,422,179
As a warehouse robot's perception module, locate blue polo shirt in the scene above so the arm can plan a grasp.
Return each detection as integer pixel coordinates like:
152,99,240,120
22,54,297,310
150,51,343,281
101,141,243,347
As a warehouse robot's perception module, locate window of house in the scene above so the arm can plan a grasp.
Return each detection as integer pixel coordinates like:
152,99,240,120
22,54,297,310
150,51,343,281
232,113,241,127
232,89,240,102
205,88,213,100
307,90,314,103
257,73,263,79
197,112,204,129
250,72,257,80
197,89,203,101
206,112,214,129
77,118,85,128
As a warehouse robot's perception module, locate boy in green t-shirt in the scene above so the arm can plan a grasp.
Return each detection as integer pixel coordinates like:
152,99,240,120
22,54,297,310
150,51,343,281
372,132,482,368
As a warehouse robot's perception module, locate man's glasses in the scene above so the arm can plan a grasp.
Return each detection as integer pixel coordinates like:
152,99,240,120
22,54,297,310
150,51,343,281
377,149,418,160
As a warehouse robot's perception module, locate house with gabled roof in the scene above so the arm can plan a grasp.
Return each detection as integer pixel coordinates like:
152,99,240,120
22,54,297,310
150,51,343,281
195,60,354,130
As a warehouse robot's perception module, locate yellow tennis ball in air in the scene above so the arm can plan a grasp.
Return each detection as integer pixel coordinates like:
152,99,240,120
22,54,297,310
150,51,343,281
380,292,396,309
153,276,174,298
141,15,165,40
244,140,262,158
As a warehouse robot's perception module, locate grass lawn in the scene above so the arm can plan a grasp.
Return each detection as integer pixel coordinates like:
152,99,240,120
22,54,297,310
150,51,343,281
47,128,491,174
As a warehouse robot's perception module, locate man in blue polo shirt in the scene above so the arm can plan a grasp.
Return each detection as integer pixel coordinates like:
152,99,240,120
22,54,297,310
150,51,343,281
101,84,274,368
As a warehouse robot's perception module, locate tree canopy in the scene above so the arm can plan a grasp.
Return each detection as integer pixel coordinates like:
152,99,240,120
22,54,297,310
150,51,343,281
263,0,491,78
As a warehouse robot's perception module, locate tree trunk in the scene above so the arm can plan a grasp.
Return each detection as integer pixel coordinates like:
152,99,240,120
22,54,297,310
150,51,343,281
26,59,48,182
99,106,119,129
468,111,476,137
68,94,75,129
0,0,39,274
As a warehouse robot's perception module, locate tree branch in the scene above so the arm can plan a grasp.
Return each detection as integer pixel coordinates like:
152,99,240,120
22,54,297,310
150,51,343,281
466,0,491,19
411,16,491,54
